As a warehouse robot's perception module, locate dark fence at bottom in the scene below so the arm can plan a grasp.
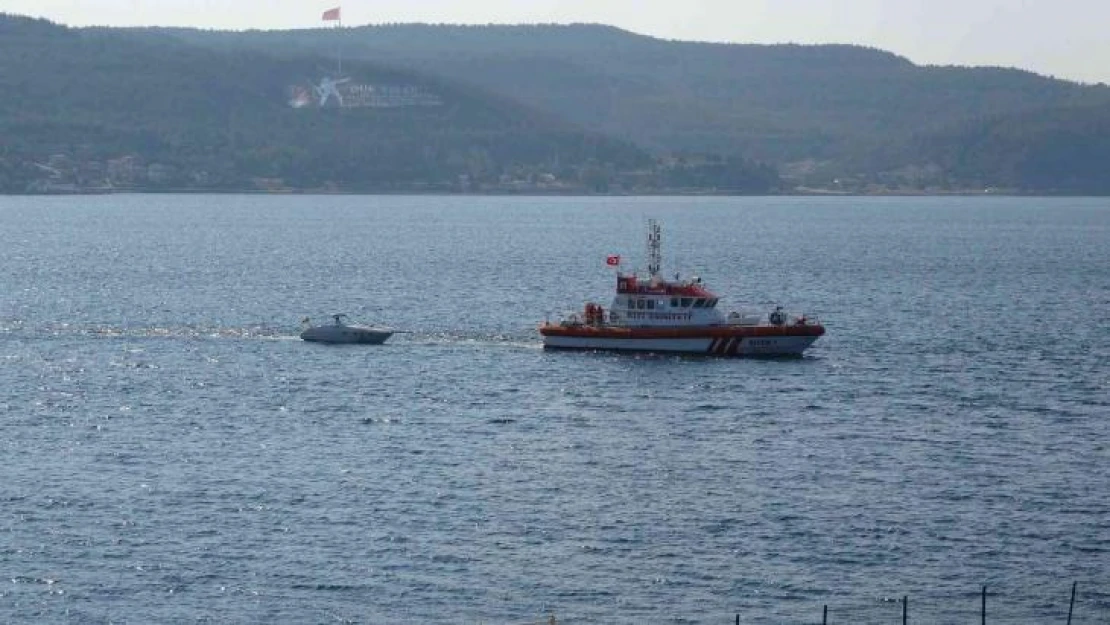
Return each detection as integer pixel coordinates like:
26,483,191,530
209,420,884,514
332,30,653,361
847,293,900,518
729,581,1107,624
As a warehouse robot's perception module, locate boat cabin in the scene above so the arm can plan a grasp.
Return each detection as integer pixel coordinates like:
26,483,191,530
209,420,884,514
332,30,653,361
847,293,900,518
607,273,727,327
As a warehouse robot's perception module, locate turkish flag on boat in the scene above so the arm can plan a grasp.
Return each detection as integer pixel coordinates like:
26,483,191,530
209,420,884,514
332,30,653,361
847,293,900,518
322,7,341,21
606,255,621,266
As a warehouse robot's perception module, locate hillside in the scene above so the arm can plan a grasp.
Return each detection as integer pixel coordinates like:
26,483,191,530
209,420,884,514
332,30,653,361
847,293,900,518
894,103,1110,194
158,23,1110,169
0,15,674,194
6,16,1110,194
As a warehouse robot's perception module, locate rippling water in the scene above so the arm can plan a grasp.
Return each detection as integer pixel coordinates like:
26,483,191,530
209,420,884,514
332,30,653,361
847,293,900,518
1,195,1107,623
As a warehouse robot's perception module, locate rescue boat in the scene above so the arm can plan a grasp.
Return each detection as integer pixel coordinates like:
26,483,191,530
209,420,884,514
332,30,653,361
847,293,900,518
539,220,825,356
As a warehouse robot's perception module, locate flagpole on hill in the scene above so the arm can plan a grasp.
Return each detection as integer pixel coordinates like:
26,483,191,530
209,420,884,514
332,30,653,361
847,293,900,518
322,6,343,75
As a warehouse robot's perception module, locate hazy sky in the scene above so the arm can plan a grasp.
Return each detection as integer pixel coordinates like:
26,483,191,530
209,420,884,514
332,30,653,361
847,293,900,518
6,0,1109,84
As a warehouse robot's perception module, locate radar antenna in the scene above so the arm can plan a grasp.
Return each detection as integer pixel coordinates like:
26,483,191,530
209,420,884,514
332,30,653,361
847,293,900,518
647,219,662,277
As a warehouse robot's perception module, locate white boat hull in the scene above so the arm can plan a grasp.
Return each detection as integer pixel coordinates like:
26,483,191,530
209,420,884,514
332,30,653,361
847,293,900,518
300,324,393,345
541,332,819,356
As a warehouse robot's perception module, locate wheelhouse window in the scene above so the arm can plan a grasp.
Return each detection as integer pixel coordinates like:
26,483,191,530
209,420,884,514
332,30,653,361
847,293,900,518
681,297,692,308
647,300,656,310
671,297,679,308
636,299,645,309
693,298,706,308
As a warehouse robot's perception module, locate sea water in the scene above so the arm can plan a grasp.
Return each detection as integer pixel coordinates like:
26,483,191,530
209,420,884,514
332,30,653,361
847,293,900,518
1,195,1107,623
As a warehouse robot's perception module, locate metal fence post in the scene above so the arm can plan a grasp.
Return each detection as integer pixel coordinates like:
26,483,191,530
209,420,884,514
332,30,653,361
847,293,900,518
1067,581,1077,625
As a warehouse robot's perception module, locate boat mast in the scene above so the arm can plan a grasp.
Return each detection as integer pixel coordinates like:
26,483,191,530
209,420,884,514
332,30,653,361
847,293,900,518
647,219,662,278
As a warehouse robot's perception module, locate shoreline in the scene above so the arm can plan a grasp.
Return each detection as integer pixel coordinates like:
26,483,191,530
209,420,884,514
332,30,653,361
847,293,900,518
1,191,1094,198
1,186,1097,198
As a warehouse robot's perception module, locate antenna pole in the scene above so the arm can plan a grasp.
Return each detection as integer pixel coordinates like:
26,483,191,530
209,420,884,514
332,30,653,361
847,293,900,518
647,219,661,277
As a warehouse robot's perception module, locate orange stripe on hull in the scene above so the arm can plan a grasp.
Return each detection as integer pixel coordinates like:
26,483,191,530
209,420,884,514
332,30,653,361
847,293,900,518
539,324,825,340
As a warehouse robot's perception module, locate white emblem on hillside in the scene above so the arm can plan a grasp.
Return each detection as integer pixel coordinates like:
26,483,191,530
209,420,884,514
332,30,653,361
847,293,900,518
288,76,444,109
313,76,350,107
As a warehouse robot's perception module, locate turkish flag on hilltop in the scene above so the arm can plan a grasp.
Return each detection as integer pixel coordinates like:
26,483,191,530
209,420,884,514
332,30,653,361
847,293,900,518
606,255,621,266
322,7,341,21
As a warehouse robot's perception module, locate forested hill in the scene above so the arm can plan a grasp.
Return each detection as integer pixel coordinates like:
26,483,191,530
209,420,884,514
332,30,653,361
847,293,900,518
0,15,668,194
6,15,1110,194
156,23,1110,193
891,103,1110,194
157,24,929,160
160,24,1110,157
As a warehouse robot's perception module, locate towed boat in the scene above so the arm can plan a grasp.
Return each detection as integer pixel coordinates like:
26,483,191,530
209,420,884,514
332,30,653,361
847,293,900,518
539,220,825,356
300,314,394,345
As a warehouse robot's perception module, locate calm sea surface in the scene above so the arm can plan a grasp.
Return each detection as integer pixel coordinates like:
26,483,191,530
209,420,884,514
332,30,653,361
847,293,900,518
1,195,1107,623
